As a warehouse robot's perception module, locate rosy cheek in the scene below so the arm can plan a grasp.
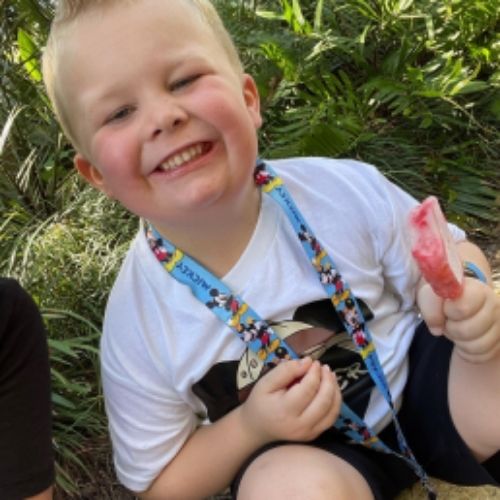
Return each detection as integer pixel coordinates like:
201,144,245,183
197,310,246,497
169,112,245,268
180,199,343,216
194,80,243,122
92,131,134,172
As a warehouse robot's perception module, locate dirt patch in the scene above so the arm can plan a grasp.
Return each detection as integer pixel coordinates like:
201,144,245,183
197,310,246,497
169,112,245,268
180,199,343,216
398,479,500,499
54,438,135,500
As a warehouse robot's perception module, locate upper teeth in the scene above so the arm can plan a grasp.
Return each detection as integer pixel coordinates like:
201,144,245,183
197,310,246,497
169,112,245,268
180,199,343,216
161,144,203,171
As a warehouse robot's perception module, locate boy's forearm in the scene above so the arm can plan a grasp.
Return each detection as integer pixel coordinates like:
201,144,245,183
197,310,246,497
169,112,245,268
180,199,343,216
139,405,267,500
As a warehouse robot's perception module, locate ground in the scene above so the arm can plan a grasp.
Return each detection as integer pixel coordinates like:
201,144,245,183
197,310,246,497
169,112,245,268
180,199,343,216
58,237,500,499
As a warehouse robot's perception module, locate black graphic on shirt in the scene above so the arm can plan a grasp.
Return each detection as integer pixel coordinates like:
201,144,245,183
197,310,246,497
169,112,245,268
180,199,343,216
192,298,374,422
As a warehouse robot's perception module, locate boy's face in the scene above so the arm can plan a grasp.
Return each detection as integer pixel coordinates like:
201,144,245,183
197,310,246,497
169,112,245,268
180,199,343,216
58,0,262,230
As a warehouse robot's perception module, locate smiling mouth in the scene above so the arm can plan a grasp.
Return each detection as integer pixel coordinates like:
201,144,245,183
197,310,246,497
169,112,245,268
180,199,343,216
158,142,211,172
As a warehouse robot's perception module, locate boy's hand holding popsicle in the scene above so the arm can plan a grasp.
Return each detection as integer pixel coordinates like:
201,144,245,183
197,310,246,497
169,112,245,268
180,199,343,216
410,196,500,363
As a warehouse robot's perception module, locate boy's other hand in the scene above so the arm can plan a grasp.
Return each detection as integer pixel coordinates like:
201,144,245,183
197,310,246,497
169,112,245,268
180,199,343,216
418,277,500,363
240,357,341,446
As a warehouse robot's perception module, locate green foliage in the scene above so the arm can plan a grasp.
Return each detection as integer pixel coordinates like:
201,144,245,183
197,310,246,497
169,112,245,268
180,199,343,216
220,0,499,228
1,1,71,221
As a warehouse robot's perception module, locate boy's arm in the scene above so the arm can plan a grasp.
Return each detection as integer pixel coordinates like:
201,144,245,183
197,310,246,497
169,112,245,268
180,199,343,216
139,357,340,499
139,405,259,500
417,240,500,363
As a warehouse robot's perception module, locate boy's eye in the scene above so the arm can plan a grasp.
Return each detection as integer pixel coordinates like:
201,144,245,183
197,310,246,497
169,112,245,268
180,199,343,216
169,74,201,92
105,106,134,124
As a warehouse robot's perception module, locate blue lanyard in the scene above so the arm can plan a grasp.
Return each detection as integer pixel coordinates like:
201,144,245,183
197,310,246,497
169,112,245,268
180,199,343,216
145,159,436,498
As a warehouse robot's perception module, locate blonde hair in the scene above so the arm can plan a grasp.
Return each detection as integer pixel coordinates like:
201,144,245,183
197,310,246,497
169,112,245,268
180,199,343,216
42,0,243,149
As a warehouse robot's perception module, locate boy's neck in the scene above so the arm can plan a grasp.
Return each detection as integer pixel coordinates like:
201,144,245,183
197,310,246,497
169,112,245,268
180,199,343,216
151,187,261,278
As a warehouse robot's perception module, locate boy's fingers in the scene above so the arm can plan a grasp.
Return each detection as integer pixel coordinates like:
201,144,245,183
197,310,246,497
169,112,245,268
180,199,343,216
417,283,446,335
260,357,312,393
453,323,500,360
445,303,492,342
443,278,491,322
312,388,342,435
284,360,323,412
299,365,338,422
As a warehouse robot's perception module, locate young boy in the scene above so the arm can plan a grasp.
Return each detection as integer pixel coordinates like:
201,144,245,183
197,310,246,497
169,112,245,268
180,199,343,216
42,0,500,498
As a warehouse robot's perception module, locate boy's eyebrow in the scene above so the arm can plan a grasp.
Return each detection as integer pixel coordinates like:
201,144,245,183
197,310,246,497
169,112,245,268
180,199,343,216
85,84,131,107
81,85,131,123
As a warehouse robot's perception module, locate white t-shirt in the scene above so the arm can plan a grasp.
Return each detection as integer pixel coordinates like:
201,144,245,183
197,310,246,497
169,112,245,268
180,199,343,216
101,157,466,492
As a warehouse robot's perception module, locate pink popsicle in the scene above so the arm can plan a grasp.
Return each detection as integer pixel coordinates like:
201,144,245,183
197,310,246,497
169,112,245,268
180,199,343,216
409,196,464,299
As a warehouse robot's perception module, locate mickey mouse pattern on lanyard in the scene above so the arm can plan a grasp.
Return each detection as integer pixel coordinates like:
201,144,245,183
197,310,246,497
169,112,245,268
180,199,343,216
145,159,436,499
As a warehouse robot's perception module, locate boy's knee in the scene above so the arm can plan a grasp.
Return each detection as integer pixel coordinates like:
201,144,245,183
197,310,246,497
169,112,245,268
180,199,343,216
237,444,373,500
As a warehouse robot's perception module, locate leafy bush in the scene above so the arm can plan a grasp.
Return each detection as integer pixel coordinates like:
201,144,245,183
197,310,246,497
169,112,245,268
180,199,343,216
220,0,499,229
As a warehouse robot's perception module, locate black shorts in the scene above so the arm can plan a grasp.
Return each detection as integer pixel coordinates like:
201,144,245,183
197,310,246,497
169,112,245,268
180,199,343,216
232,322,499,499
0,279,54,500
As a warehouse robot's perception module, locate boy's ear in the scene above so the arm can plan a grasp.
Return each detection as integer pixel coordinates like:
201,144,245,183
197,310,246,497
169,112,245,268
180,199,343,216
242,74,262,129
74,154,113,197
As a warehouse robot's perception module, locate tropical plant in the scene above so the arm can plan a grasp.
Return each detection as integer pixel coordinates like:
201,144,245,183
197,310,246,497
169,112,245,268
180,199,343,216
220,0,499,229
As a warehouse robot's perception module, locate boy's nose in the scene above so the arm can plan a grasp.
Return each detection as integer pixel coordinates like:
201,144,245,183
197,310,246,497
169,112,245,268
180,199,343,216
149,99,188,139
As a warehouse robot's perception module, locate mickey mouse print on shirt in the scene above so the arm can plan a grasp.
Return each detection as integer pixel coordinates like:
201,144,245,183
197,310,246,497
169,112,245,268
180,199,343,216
192,298,375,423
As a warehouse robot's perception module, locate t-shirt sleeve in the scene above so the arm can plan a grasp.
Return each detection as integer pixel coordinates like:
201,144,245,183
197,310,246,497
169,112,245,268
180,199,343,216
100,275,199,493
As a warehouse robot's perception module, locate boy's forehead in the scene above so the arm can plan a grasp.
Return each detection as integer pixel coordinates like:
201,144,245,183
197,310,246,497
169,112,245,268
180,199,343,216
66,0,202,35
58,2,207,73
58,0,218,61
